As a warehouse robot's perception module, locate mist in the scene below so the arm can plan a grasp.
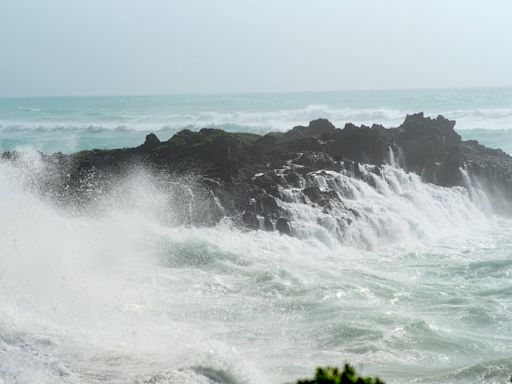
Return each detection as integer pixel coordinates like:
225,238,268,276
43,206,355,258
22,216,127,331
1,0,512,97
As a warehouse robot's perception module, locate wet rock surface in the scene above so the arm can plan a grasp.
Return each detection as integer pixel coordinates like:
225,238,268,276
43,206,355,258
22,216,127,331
4,113,512,235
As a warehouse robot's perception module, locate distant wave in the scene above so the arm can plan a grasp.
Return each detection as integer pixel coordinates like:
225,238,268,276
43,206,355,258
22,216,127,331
1,105,512,134
450,108,512,120
16,107,41,112
0,106,405,134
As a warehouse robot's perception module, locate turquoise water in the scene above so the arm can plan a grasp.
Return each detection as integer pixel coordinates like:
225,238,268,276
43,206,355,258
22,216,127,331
1,88,512,384
1,87,512,153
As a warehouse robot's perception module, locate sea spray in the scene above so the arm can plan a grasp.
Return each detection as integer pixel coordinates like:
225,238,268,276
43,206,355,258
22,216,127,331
279,164,487,249
0,157,263,383
1,153,512,383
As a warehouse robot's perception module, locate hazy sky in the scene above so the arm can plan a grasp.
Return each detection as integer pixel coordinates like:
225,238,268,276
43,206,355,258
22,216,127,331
1,0,511,97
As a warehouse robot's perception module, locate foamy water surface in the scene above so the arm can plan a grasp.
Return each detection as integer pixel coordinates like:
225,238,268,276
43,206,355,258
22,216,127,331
1,89,512,383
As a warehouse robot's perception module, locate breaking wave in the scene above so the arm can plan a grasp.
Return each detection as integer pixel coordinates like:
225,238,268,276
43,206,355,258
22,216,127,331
1,150,512,383
279,164,489,249
2,106,512,134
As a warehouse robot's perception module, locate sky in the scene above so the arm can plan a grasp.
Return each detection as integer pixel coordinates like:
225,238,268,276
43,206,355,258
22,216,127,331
0,0,511,97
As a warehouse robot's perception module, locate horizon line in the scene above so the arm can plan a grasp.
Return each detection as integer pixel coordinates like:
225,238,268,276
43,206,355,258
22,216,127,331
1,84,512,99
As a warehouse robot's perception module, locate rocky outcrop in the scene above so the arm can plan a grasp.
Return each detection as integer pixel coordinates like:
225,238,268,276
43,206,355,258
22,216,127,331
3,113,512,234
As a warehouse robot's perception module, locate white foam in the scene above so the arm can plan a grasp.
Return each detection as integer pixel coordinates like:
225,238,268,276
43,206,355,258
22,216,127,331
3,106,512,135
279,165,489,249
0,154,507,384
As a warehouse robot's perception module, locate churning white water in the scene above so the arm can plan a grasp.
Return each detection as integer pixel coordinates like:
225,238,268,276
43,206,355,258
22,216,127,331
1,153,512,384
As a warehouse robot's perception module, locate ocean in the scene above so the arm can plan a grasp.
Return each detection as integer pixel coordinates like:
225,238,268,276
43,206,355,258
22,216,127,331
1,87,512,154
1,88,512,383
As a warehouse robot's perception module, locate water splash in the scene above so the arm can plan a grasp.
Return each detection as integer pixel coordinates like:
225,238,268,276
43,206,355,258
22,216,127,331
278,164,487,249
0,153,511,384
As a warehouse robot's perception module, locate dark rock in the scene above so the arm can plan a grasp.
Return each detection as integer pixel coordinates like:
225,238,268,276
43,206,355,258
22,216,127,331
7,113,512,236
285,172,302,188
252,134,279,154
242,210,259,230
286,118,335,140
281,137,326,153
276,217,292,236
252,172,282,197
257,194,279,217
263,216,274,231
294,152,336,169
140,133,160,150
302,186,338,206
395,113,464,186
